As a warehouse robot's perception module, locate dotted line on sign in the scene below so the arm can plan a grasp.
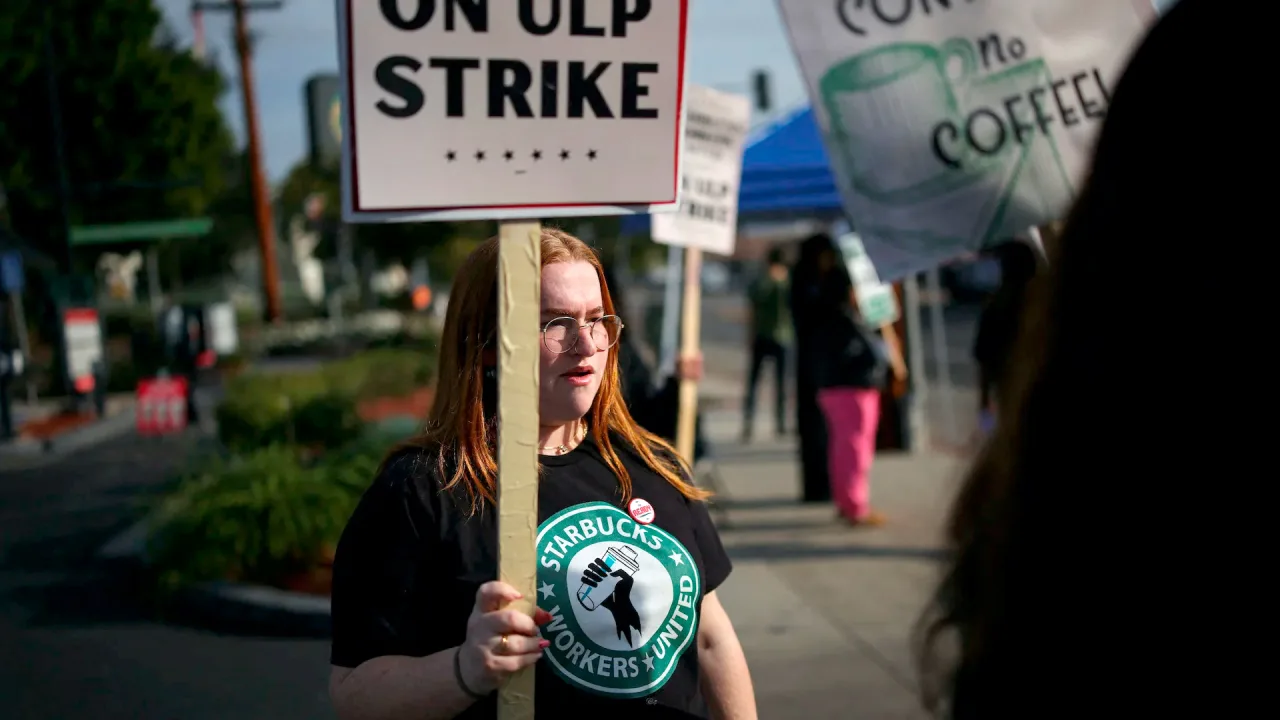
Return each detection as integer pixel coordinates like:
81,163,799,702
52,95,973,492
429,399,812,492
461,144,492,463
444,148,600,163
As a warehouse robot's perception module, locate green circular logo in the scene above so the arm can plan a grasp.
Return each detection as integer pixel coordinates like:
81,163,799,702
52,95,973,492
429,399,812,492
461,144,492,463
536,502,700,698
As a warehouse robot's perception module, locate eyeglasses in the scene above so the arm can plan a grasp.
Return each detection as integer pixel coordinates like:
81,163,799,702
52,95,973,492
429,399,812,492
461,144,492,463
542,315,624,355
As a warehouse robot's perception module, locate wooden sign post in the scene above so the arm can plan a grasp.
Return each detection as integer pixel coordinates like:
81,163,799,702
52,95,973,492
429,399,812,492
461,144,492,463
495,220,541,718
337,2,693,717
674,246,703,461
652,85,753,463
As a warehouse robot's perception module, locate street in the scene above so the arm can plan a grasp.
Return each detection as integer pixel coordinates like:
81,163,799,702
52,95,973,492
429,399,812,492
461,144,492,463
0,289,981,718
0,433,335,719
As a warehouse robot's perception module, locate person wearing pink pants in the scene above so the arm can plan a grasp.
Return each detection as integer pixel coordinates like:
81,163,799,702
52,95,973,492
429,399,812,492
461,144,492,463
817,387,883,524
799,234,892,526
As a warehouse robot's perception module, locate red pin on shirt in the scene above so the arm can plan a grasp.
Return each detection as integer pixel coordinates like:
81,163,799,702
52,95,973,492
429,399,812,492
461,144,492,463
628,498,655,525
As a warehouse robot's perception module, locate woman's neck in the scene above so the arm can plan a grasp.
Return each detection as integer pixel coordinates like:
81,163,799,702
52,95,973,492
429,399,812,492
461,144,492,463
538,420,584,454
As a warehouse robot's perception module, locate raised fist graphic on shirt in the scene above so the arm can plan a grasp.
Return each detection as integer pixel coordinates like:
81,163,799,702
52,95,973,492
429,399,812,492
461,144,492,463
578,556,643,647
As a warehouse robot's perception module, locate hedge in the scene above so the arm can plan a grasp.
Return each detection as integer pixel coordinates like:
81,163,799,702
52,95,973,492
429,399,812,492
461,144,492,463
215,347,436,453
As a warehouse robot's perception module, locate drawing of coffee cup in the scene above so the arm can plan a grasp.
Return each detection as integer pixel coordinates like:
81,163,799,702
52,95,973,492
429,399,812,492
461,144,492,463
820,39,994,204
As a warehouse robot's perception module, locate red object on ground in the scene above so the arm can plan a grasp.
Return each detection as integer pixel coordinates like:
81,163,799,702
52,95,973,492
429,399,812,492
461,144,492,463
355,387,435,423
18,412,96,441
136,376,190,435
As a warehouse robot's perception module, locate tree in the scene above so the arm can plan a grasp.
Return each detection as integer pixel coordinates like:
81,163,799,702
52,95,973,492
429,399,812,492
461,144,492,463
0,0,234,277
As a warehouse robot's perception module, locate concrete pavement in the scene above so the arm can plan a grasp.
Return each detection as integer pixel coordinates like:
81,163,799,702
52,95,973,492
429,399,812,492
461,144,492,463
702,409,965,719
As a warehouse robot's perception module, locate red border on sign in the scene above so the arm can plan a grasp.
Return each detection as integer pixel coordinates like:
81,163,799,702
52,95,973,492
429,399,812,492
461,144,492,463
63,308,99,323
344,0,690,215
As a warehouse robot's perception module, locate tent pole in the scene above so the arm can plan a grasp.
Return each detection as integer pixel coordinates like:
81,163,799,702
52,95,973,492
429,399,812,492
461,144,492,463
902,273,928,453
925,268,958,447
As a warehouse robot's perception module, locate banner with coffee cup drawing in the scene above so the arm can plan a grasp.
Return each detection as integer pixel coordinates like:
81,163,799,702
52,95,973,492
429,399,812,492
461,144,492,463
777,0,1160,281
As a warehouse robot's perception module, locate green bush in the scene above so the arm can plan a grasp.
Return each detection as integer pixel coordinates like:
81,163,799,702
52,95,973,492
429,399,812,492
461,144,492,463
215,347,435,452
324,348,436,400
292,391,363,450
216,372,352,452
215,375,306,453
148,446,361,591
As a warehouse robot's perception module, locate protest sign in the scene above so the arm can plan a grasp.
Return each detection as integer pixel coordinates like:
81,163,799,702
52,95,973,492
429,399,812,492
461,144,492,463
62,308,102,393
338,0,691,222
650,84,749,459
836,232,900,327
652,85,751,256
777,0,1158,280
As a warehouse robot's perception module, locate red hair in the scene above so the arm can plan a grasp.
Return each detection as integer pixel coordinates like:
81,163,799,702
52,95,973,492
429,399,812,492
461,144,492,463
396,228,708,513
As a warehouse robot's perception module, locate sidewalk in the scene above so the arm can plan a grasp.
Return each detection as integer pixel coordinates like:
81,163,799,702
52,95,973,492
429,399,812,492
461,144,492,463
700,409,965,719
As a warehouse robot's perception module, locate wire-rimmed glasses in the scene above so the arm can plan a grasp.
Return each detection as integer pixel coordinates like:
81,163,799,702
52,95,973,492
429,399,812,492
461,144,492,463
542,315,624,355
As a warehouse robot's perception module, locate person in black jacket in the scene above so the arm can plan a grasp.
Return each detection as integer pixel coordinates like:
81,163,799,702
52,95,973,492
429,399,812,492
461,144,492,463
790,234,836,502
795,235,891,525
972,240,1041,434
600,266,708,462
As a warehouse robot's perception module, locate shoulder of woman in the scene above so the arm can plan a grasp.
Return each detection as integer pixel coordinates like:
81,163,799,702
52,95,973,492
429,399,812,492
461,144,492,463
375,443,454,500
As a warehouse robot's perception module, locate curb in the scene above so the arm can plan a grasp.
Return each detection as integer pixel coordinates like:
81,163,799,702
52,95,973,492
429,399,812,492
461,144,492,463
97,506,333,638
0,406,138,469
175,581,331,638
47,405,138,453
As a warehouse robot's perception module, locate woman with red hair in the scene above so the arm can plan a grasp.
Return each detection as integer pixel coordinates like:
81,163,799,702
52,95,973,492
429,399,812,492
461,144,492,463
328,229,756,720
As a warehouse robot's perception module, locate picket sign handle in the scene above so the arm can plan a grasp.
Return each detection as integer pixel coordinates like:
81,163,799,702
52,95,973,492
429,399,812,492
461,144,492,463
675,247,703,463
496,220,541,720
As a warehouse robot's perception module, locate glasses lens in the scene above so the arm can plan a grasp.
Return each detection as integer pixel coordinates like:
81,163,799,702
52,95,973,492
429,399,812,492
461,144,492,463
544,317,577,353
593,316,622,349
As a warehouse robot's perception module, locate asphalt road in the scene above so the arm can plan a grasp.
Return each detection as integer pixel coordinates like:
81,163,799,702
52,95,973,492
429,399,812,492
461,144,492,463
0,432,335,719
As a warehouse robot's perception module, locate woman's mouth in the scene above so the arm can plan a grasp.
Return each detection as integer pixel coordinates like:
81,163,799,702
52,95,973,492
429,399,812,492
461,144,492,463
562,367,594,387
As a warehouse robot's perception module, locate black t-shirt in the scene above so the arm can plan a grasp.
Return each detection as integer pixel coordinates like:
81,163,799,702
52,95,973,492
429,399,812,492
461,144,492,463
330,434,733,719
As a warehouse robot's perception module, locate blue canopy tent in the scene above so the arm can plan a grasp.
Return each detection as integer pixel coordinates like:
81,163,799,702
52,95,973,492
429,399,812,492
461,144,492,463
620,105,844,236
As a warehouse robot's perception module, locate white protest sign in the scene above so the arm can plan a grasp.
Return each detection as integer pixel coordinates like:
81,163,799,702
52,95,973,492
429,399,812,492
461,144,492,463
652,85,751,256
338,0,691,222
836,232,899,327
207,302,239,356
62,308,102,390
776,0,1158,281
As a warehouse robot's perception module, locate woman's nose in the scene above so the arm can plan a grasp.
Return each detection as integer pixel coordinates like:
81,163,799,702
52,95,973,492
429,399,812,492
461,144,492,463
574,325,598,356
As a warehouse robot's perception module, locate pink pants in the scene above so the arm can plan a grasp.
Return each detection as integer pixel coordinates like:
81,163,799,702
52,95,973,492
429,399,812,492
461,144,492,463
817,387,881,521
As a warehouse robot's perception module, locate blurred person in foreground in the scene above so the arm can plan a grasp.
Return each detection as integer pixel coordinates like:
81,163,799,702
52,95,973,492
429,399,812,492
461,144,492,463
971,239,1043,435
329,229,755,720
600,264,709,463
915,0,1243,715
742,247,792,442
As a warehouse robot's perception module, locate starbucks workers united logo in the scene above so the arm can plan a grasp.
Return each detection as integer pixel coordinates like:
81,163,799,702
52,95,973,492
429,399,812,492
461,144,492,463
536,502,701,698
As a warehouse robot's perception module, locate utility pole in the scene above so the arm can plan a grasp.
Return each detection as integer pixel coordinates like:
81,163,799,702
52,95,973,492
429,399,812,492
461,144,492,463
194,0,284,322
43,19,73,275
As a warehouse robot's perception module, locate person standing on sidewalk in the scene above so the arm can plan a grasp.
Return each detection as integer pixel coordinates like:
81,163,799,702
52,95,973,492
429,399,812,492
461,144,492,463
790,235,833,502
972,240,1041,436
742,247,791,442
810,247,891,527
